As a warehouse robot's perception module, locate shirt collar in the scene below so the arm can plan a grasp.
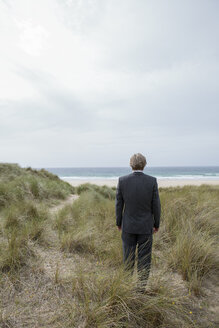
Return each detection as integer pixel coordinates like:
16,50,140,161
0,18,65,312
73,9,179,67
133,170,144,173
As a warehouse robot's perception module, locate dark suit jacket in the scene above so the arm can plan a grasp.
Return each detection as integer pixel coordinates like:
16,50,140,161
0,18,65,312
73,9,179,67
115,171,161,234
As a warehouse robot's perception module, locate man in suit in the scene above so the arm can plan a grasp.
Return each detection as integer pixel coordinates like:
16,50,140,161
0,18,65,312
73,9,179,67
115,153,161,288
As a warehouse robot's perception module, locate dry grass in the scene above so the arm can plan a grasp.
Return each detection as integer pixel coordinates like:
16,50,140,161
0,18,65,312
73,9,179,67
0,165,219,327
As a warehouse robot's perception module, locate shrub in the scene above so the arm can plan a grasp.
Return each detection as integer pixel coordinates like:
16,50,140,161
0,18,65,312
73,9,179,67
3,201,49,242
76,183,116,200
0,163,74,209
0,231,35,272
63,267,195,328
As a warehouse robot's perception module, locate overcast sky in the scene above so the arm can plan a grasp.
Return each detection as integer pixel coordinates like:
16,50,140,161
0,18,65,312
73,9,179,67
0,0,218,167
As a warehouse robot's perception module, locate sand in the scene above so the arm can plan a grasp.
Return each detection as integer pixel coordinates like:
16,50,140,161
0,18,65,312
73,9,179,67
63,178,219,188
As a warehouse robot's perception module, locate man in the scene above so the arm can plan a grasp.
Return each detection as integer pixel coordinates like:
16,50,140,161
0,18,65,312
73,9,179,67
115,153,161,289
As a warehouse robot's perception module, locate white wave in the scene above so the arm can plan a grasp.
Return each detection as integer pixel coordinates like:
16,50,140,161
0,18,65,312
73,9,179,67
61,176,119,180
61,175,219,180
157,176,219,180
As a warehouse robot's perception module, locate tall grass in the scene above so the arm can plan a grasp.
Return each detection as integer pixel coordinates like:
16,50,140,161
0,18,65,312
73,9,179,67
0,163,75,210
76,183,116,200
3,201,49,241
0,169,218,327
0,163,74,274
52,183,219,326
56,190,121,266
58,184,219,290
0,230,35,273
63,266,195,328
157,185,219,295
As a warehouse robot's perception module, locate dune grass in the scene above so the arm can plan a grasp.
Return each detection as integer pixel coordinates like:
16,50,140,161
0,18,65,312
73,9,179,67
51,183,219,327
157,185,219,296
0,163,74,274
0,163,75,209
62,266,196,328
0,165,218,327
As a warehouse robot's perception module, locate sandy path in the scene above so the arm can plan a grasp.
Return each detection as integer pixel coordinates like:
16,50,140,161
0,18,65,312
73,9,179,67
1,194,82,327
49,194,79,214
34,194,80,280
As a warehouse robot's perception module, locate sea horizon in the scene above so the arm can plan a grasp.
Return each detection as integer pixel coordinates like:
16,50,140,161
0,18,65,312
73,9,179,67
37,166,219,180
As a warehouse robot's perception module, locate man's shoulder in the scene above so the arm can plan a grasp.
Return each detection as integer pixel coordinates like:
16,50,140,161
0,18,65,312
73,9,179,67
118,173,133,182
143,173,157,182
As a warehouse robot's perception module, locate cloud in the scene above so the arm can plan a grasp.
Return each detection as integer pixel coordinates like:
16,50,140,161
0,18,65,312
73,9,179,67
0,0,218,166
15,19,50,56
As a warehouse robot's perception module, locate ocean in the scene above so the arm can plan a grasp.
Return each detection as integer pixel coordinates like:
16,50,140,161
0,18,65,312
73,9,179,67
43,167,219,180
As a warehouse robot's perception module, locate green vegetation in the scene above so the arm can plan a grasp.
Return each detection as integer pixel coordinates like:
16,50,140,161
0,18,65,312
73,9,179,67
0,164,218,327
0,163,74,273
0,163,75,209
53,184,219,327
76,183,116,200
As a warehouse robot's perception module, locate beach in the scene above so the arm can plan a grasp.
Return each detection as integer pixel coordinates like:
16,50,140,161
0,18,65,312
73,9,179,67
64,178,219,188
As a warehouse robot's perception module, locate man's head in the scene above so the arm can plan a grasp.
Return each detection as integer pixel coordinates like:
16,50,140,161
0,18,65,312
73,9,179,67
130,153,147,171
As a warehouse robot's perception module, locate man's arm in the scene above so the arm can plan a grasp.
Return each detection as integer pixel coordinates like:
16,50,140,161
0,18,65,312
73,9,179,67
152,178,161,229
115,178,124,227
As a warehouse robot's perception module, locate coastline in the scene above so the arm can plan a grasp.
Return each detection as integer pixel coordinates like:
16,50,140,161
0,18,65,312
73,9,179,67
63,178,219,188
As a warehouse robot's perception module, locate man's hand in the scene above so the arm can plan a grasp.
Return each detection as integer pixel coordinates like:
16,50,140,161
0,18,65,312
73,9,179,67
153,227,159,234
117,225,122,231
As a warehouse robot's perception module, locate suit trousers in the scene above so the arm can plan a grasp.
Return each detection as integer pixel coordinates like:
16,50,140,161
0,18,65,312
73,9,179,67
122,231,153,285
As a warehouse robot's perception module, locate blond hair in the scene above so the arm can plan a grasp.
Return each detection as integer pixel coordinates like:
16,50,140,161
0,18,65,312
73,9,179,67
130,153,147,170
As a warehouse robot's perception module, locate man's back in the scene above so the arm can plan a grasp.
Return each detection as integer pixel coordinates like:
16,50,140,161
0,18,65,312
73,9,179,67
115,171,161,234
